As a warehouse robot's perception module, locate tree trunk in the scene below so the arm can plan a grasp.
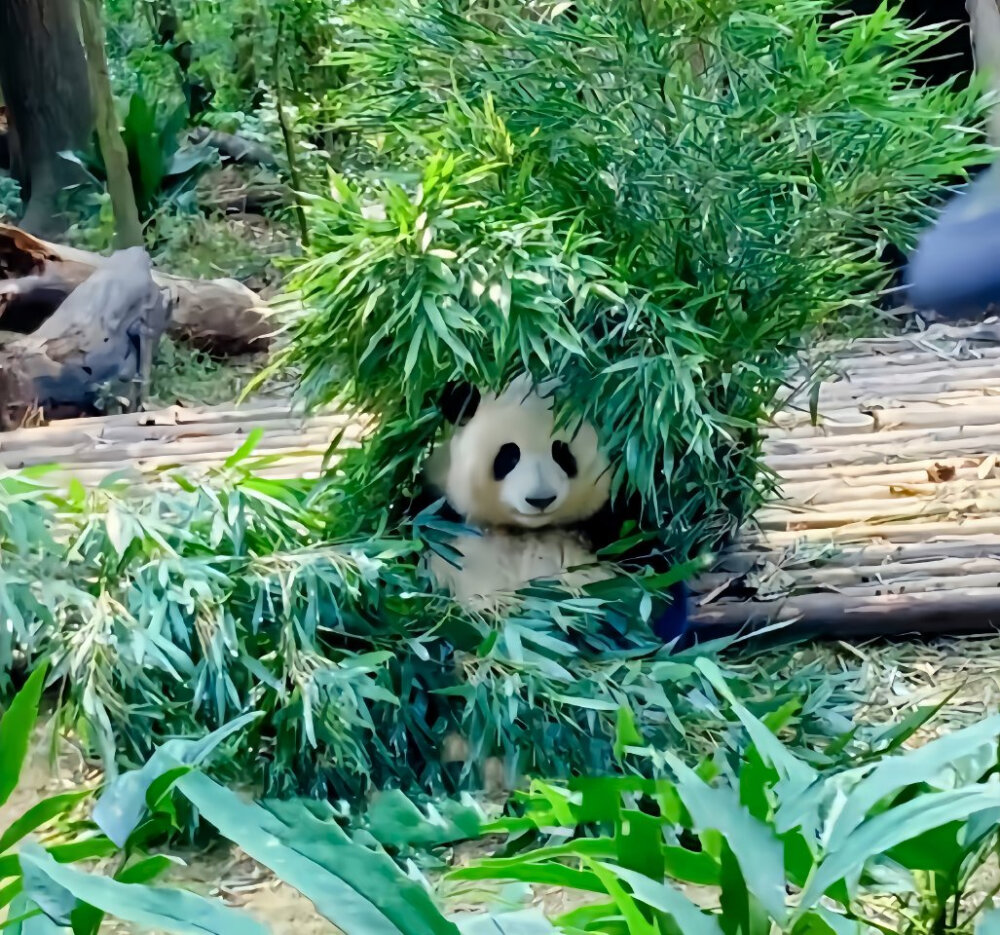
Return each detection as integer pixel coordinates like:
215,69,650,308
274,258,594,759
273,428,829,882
969,0,1000,147
0,0,95,238
78,0,144,248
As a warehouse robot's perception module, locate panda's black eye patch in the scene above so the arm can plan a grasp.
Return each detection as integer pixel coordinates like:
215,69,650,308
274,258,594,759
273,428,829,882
493,443,520,480
552,440,577,478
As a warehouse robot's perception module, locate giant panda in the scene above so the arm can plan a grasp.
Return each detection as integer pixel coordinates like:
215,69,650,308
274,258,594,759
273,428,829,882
413,373,692,645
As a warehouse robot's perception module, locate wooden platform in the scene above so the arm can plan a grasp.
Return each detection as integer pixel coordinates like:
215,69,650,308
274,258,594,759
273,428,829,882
694,320,1000,640
8,321,1000,640
0,401,360,489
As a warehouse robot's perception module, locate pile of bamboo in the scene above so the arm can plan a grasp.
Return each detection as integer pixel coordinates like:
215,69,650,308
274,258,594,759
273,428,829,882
693,320,1000,638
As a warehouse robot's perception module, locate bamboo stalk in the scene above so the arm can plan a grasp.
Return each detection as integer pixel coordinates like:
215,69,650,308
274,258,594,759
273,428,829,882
833,344,1000,371
696,556,1000,593
816,377,1000,405
777,456,984,484
0,415,361,453
715,537,1000,573
765,422,1000,456
0,429,352,468
755,497,993,531
691,587,1000,637
775,474,1000,506
737,515,1000,547
765,435,1000,471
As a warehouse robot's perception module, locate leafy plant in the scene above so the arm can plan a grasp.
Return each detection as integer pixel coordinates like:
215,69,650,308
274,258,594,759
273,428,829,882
28,664,1000,935
0,663,253,935
67,90,218,223
0,699,274,935
447,659,1000,935
274,0,990,566
0,663,116,923
0,175,23,220
0,461,863,800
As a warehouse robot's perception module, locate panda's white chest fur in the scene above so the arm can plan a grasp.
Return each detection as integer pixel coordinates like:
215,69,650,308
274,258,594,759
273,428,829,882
426,529,610,613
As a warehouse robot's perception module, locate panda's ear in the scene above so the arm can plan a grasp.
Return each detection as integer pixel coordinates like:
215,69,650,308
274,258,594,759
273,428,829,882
439,381,481,425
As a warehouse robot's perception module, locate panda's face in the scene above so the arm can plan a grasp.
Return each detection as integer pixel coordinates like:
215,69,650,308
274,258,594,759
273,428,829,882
429,375,611,529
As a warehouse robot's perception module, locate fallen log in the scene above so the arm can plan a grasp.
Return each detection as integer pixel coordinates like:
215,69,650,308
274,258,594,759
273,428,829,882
0,247,168,425
0,223,274,355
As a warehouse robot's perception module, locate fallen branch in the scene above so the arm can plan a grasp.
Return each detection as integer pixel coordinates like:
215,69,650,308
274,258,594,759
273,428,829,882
0,247,168,424
0,223,274,355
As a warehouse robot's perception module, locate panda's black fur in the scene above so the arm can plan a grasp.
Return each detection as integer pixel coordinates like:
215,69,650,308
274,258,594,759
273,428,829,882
410,378,694,648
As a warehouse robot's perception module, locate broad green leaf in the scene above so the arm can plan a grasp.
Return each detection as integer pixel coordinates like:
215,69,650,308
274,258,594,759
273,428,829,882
454,910,558,935
0,792,91,856
176,771,457,935
0,665,48,809
365,790,480,850
798,786,1000,913
792,907,868,935
613,707,642,761
19,845,265,935
596,863,724,935
668,754,787,923
3,894,61,935
94,713,261,846
825,714,1000,849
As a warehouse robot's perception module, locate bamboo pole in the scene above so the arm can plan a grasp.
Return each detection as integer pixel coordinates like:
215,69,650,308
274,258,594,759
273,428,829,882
690,587,1000,637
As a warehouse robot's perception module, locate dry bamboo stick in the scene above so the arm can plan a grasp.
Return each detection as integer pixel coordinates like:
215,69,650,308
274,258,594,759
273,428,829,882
868,402,1000,432
737,515,1000,547
1,402,300,435
816,377,1000,405
755,498,994,531
10,444,341,473
823,361,1000,388
714,537,1000,573
765,435,1000,471
775,475,1000,506
696,556,1000,593
0,415,360,453
764,422,1000,456
0,429,348,468
20,458,331,490
833,344,1000,371
762,416,875,439
777,456,984,484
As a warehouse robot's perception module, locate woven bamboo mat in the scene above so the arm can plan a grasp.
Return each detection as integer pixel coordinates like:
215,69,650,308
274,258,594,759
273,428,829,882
693,320,1000,639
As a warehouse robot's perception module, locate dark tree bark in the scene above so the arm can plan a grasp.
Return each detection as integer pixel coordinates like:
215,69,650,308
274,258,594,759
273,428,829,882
0,0,95,238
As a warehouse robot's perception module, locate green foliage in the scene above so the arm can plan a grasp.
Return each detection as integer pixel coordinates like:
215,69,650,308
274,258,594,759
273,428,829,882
0,176,23,221
48,667,1000,935
70,90,219,222
276,0,990,560
0,664,236,935
0,464,861,799
105,0,339,143
447,660,1000,934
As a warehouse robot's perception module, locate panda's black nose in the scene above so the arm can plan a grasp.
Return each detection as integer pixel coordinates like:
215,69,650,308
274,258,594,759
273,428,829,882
526,495,556,511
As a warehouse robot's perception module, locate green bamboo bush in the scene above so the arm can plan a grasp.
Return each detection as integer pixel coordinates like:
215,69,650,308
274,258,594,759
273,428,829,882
275,0,990,559
0,464,861,798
